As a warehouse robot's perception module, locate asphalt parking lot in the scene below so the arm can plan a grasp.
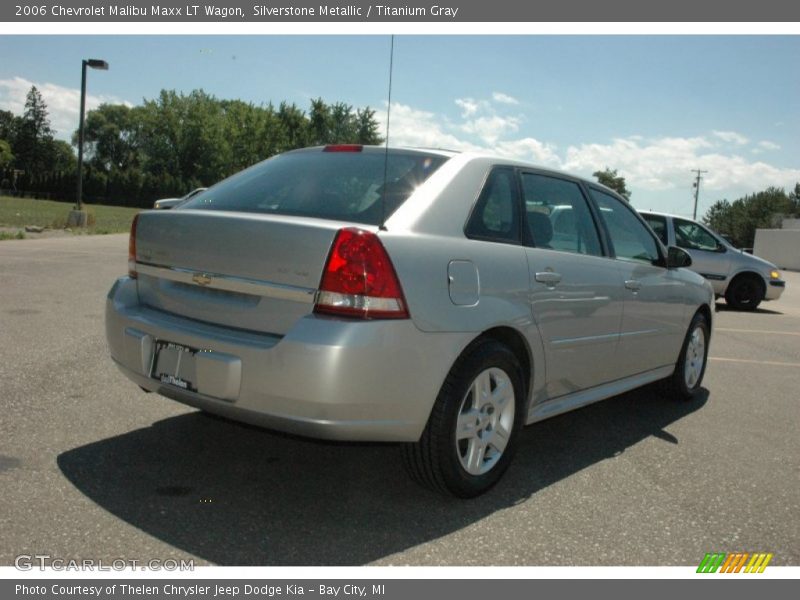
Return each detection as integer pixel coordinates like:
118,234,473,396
1,234,798,566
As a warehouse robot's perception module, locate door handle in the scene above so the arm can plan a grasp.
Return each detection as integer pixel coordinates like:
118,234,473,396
625,279,642,291
535,271,562,286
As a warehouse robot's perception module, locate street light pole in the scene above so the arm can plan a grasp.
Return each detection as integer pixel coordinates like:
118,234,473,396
73,58,108,220
76,61,88,211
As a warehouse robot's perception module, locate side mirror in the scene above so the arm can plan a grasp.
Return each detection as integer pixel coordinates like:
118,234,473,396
667,246,692,269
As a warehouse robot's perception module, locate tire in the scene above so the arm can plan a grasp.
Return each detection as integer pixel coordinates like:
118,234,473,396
662,312,710,401
725,274,764,311
402,339,524,498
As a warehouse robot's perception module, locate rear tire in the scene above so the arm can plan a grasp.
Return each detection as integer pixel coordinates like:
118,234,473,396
662,311,709,401
725,274,764,311
402,339,524,498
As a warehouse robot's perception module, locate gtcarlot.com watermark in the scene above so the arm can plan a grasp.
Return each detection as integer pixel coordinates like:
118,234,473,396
14,554,194,571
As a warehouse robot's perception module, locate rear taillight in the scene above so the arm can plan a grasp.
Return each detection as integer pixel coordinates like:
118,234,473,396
128,214,139,279
314,228,409,320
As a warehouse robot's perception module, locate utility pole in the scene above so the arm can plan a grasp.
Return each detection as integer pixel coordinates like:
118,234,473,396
691,169,708,221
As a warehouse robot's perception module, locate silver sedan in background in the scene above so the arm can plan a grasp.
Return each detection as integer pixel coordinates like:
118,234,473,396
107,146,714,497
153,187,207,210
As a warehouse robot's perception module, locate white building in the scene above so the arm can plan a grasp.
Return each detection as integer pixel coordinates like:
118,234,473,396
754,218,800,271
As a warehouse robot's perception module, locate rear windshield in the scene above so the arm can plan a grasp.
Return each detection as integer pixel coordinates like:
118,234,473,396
180,149,448,225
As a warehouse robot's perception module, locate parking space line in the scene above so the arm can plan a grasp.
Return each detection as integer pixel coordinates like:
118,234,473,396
709,357,800,367
716,328,800,336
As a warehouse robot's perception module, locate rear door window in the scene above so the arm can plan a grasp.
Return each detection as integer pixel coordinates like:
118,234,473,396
181,148,447,226
519,172,602,256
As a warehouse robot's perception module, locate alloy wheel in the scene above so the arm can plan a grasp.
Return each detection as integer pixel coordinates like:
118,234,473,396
455,367,516,476
683,326,706,389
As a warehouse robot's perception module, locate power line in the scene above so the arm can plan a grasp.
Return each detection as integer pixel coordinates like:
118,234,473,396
692,169,708,220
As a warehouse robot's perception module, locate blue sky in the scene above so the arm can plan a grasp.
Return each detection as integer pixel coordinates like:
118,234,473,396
1,35,798,217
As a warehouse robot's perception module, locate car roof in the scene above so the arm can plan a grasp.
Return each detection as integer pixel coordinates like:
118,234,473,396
296,146,587,177
288,145,629,201
455,150,597,183
289,145,460,159
638,210,696,221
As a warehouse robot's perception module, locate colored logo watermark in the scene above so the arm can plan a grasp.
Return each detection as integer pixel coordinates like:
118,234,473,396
697,552,773,573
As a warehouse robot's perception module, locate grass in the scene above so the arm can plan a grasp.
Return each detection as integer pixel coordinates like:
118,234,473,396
0,196,140,234
0,230,26,240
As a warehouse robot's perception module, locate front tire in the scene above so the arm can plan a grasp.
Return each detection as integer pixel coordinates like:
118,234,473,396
725,274,764,311
402,339,524,498
662,311,709,400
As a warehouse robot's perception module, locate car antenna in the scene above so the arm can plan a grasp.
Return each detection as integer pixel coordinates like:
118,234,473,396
379,35,395,232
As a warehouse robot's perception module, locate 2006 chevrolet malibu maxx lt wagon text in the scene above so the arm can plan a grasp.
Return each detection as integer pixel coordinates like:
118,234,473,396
106,145,714,497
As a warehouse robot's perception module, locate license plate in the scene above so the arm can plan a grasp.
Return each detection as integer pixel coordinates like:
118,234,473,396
150,340,198,392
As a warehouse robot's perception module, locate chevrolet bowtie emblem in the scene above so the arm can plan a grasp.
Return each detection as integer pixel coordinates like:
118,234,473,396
192,273,213,286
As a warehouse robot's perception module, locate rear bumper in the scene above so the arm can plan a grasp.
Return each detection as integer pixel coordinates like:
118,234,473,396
106,277,469,442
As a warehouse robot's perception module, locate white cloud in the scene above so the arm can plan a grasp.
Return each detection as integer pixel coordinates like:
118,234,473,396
460,115,520,145
381,103,480,151
492,92,519,105
452,95,524,145
492,138,560,167
752,140,781,154
712,130,749,146
563,135,800,194
695,155,799,191
382,97,800,198
563,136,711,190
757,140,781,152
454,97,481,118
0,76,131,141
380,100,557,168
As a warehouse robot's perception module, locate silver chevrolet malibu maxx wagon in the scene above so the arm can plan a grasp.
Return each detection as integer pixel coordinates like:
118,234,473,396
106,145,714,497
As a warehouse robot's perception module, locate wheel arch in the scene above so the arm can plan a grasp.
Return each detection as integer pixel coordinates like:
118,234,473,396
465,325,534,408
695,303,713,339
726,269,767,293
403,323,534,497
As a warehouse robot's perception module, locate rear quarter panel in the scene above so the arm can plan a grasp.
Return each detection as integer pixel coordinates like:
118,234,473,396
381,156,546,413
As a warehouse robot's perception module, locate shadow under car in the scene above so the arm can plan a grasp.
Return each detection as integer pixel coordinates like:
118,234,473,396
57,384,708,565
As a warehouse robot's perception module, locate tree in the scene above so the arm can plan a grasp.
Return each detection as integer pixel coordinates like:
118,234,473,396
702,199,735,238
308,98,332,145
15,86,55,178
306,99,383,146
356,107,382,145
171,89,228,186
0,139,13,170
0,109,19,143
703,185,800,248
593,167,631,198
221,99,273,172
49,140,77,174
57,90,384,206
790,183,800,204
276,101,309,151
76,103,140,171
23,86,54,138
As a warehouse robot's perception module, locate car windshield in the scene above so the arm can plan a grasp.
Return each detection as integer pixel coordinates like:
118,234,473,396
180,149,448,225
